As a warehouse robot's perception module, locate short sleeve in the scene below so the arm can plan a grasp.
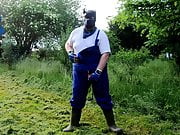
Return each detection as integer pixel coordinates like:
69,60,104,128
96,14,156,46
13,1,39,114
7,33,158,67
66,29,75,45
98,30,111,54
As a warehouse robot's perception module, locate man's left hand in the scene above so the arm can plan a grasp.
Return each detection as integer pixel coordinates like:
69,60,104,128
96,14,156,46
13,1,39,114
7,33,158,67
88,69,102,82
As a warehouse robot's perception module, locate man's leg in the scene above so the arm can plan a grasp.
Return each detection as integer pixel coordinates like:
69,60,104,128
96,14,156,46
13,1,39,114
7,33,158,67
102,109,124,134
63,108,82,132
92,69,123,134
63,69,90,132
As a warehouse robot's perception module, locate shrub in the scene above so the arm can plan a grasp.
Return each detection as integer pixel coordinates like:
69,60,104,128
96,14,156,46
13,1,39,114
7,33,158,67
114,47,151,67
1,38,20,68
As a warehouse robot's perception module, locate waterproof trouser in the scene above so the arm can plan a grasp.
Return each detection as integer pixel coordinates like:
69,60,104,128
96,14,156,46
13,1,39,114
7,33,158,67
70,65,113,110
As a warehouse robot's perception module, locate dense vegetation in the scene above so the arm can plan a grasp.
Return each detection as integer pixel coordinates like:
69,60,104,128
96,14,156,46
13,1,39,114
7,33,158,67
108,0,180,63
0,0,179,134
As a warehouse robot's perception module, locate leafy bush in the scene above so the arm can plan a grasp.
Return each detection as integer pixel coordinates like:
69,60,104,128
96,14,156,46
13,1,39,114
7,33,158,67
1,38,20,68
114,47,151,67
106,30,121,54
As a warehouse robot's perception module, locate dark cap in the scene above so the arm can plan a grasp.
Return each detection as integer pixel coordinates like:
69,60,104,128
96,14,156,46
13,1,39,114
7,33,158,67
84,10,96,20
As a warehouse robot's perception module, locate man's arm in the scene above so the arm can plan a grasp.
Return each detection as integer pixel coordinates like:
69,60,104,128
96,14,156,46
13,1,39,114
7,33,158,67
96,52,110,71
65,42,73,53
65,42,79,63
88,52,110,81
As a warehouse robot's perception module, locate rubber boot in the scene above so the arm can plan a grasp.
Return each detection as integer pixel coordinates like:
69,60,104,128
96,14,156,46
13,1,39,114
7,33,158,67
63,108,81,132
103,109,124,134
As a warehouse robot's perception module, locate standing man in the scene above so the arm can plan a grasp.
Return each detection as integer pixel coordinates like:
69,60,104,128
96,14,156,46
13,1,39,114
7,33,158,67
63,10,123,134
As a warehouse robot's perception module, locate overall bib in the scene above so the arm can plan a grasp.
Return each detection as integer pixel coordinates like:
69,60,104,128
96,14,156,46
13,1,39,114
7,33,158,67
70,30,113,110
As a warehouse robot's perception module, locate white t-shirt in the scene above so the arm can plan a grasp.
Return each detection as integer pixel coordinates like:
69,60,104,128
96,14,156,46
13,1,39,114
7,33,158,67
66,26,111,54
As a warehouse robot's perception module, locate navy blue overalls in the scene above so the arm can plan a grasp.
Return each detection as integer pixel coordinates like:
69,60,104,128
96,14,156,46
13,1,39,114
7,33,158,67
70,30,113,110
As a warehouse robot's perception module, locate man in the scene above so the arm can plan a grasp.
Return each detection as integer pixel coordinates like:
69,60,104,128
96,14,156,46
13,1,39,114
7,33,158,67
63,10,123,134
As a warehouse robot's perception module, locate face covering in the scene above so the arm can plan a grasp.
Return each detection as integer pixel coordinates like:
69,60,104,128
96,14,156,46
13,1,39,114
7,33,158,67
84,10,96,30
84,18,95,29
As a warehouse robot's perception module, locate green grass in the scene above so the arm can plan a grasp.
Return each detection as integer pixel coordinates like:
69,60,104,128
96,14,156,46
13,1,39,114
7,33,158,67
0,63,8,74
15,58,72,96
0,58,179,134
0,72,179,135
109,59,180,122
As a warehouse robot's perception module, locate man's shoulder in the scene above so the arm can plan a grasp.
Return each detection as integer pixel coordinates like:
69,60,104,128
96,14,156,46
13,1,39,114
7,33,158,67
96,28,107,38
72,26,84,33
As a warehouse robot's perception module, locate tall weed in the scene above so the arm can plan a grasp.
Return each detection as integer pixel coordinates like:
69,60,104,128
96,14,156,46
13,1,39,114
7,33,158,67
109,58,180,122
15,58,71,96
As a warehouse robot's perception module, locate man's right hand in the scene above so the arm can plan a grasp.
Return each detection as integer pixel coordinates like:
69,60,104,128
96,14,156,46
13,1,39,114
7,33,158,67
68,51,79,63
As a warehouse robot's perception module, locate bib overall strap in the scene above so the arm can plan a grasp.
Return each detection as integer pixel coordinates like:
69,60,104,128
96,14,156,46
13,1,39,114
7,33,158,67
95,30,100,46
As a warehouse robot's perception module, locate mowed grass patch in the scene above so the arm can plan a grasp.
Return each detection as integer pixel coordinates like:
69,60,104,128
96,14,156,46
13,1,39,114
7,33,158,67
0,73,70,134
0,71,179,135
0,73,114,135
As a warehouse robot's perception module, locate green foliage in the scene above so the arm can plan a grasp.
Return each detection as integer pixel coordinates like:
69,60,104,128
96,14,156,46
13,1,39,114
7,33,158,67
13,54,180,124
1,0,80,57
33,48,60,61
114,47,151,67
133,60,180,119
0,63,8,74
15,58,71,94
30,26,74,71
58,27,74,71
1,38,20,68
109,58,180,123
0,61,179,134
112,0,180,64
0,74,71,135
108,21,147,53
106,30,121,54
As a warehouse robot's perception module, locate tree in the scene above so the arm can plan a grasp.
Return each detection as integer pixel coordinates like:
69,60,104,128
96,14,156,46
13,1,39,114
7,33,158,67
0,0,80,57
108,20,147,53
111,0,180,64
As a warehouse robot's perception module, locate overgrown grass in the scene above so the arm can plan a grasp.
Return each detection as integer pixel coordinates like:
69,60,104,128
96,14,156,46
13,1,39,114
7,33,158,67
15,58,72,97
0,63,8,74
0,72,179,135
0,57,179,134
109,59,180,123
14,57,180,124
